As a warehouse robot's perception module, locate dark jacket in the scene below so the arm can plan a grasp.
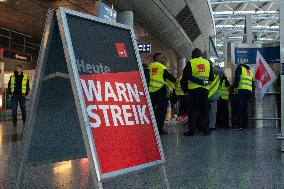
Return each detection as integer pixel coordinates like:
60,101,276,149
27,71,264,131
220,77,230,88
8,72,30,96
180,59,214,93
232,64,254,91
163,69,176,83
142,64,150,86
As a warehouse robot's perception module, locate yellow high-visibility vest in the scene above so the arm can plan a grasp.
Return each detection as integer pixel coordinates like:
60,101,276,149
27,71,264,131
238,66,253,92
187,58,210,90
219,80,229,100
10,73,28,94
175,76,185,96
206,73,220,98
166,79,175,92
149,62,167,92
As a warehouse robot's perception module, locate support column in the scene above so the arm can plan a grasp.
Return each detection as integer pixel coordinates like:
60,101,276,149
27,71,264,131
117,11,134,27
244,15,253,44
280,0,284,152
177,57,186,77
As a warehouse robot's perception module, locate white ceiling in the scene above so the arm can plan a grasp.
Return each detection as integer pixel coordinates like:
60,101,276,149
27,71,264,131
210,0,280,59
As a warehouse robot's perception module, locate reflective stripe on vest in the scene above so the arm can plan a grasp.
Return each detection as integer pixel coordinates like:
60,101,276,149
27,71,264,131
166,79,175,92
149,62,167,92
238,66,253,92
187,58,210,90
219,81,229,100
206,74,220,98
10,73,28,94
175,76,185,96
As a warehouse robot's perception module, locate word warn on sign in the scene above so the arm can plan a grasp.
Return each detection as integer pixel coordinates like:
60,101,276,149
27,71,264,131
81,79,150,128
80,71,161,174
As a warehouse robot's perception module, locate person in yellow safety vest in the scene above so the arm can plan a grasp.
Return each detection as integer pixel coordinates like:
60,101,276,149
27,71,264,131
232,63,254,130
166,79,175,96
149,53,176,135
180,48,214,136
166,79,178,119
216,73,230,128
206,63,223,130
8,65,30,127
175,75,187,116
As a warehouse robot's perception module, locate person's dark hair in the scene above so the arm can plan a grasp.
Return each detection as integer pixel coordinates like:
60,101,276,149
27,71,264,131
153,53,162,61
16,64,22,69
192,48,202,59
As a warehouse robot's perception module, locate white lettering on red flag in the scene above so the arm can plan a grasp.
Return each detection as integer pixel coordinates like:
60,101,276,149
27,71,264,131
255,50,276,100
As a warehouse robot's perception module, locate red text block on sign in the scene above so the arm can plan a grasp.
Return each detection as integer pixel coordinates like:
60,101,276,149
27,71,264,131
80,71,161,174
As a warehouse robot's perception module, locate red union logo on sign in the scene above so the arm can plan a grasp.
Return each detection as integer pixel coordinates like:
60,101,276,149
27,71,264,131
115,42,128,58
197,64,205,72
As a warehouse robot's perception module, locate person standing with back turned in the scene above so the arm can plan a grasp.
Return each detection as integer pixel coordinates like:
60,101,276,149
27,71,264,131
216,73,230,128
149,53,176,135
181,48,214,136
8,65,30,127
232,63,253,129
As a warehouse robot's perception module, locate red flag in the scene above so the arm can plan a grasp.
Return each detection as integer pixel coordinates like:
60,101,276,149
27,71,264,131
255,58,271,87
255,50,276,100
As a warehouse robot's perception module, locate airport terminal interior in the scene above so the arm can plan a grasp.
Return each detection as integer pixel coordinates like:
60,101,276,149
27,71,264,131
0,0,284,188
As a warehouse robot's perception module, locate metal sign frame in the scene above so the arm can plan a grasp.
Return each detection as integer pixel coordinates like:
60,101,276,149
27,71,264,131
57,7,166,181
16,7,169,188
279,0,284,152
16,9,56,189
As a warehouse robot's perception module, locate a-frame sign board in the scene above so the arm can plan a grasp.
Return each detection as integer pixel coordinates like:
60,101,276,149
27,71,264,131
16,8,169,189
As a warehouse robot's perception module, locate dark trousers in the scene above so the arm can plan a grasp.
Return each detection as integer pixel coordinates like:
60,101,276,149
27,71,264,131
178,95,187,116
236,90,251,128
150,88,168,132
187,89,209,134
216,98,229,128
12,94,26,124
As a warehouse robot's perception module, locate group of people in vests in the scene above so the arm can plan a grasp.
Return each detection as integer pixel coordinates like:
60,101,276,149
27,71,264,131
146,48,253,136
9,48,253,134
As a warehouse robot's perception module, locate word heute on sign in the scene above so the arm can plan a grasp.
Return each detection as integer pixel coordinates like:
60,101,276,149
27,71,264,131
81,79,150,128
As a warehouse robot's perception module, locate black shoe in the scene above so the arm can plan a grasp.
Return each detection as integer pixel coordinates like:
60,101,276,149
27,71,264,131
23,121,26,126
13,122,17,127
183,131,194,136
159,130,168,135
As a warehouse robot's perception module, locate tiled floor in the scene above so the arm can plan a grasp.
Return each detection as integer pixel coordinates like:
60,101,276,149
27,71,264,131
0,121,284,189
